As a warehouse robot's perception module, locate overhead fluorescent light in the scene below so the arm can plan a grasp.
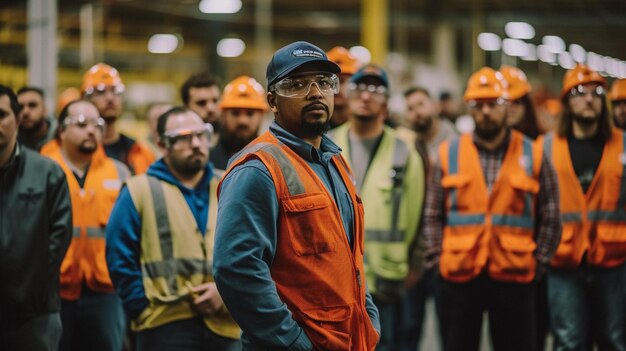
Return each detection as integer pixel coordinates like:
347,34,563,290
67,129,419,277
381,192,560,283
148,34,180,54
199,0,242,14
217,38,245,57
504,22,535,40
477,32,501,51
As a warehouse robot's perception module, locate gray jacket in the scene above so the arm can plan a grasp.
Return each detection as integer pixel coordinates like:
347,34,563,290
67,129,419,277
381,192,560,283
0,143,72,320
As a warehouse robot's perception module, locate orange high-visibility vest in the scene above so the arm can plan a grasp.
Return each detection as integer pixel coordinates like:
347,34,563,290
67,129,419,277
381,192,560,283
126,141,155,175
221,131,379,351
438,131,543,283
42,140,128,300
541,129,626,269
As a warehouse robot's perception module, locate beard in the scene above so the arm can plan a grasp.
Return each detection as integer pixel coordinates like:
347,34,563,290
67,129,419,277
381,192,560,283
412,117,433,134
573,113,599,127
169,152,207,178
475,120,506,141
301,102,331,137
19,117,46,134
221,125,257,152
78,141,97,154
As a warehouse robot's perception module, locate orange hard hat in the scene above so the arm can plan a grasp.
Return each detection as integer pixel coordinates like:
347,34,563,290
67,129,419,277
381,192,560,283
219,76,269,111
81,63,125,96
463,67,508,101
499,65,531,100
561,64,606,99
326,46,360,75
609,79,626,102
56,87,82,115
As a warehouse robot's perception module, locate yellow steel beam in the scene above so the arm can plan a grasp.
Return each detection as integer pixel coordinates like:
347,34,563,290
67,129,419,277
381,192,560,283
361,0,388,65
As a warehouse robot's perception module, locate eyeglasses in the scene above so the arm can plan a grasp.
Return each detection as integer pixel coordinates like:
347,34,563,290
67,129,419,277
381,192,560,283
347,83,388,97
86,85,125,97
162,123,213,149
467,98,507,110
569,85,605,98
271,73,339,98
63,115,106,131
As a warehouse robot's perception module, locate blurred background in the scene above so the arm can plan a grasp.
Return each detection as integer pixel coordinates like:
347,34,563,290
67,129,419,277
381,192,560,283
1,0,625,137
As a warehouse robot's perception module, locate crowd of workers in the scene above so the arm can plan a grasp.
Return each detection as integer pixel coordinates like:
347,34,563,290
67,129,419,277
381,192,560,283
0,39,625,351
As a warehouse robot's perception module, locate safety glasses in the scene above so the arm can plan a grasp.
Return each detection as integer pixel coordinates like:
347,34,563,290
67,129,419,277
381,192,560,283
569,85,605,99
63,114,106,132
271,73,339,98
162,123,213,149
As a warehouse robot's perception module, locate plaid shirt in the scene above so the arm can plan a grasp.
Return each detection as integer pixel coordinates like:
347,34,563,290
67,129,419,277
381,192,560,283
423,132,562,268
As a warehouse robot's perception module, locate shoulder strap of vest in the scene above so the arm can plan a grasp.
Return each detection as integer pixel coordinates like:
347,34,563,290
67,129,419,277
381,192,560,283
390,136,411,241
112,159,131,182
146,175,173,260
227,138,307,197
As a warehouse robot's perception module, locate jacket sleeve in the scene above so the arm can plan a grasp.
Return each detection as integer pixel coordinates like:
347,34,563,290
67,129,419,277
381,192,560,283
213,160,313,351
47,163,72,282
105,186,149,319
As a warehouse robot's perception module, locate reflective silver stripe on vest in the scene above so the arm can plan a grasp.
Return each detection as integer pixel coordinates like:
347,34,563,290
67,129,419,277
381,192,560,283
142,258,211,279
229,141,306,196
112,159,129,182
86,226,106,237
146,176,177,292
261,145,306,196
389,138,410,242
562,212,582,223
72,227,81,238
365,229,406,242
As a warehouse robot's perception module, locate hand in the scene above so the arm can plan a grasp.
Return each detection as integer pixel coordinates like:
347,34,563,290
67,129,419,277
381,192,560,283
189,282,224,317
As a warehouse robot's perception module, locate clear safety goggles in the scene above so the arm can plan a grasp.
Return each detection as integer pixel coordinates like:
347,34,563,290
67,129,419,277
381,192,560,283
467,97,507,110
85,84,125,97
347,82,388,97
569,85,605,98
63,114,106,132
162,123,213,149
271,73,339,98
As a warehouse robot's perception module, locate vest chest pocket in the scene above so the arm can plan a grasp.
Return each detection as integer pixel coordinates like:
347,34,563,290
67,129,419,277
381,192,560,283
282,193,338,256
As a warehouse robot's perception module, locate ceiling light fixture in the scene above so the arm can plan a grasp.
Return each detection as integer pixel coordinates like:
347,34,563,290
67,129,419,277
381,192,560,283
217,38,245,57
148,34,180,54
199,0,242,14
477,32,501,51
504,22,535,40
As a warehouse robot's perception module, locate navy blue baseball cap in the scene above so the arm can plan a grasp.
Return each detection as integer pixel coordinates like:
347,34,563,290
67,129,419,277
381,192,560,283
350,64,389,88
266,41,341,88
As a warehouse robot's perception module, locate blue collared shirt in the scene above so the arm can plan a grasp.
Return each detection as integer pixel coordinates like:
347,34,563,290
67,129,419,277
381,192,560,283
214,121,379,350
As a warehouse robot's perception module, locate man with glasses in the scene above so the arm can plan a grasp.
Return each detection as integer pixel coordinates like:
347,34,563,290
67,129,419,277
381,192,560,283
329,64,425,351
540,64,626,351
82,63,155,174
0,85,72,351
423,67,561,351
41,99,130,351
106,107,240,350
213,41,380,350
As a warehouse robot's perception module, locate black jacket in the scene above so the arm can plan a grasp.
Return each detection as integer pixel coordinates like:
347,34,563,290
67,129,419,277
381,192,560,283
0,143,72,320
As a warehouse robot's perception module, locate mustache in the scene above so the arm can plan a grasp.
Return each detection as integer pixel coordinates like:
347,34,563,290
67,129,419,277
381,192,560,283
302,102,329,113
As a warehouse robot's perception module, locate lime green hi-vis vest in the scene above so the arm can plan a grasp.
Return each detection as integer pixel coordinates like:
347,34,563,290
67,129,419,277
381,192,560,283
330,124,425,294
126,174,240,339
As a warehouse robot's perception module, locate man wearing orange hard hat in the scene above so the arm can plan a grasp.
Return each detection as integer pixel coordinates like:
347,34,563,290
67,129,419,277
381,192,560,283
326,46,361,129
500,65,540,139
82,63,155,174
539,64,626,351
211,75,268,173
609,78,626,129
423,67,561,351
